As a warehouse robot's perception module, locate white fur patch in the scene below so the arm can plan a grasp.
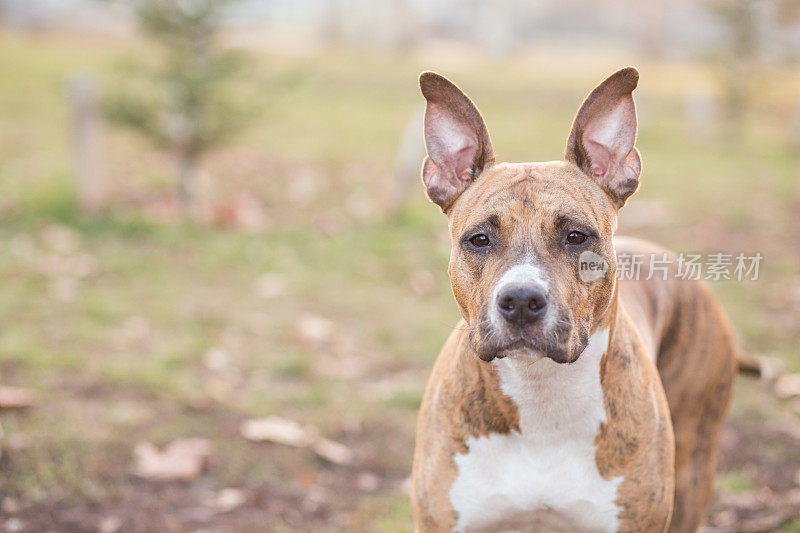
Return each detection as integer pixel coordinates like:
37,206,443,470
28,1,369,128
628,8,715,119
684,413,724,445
449,328,622,532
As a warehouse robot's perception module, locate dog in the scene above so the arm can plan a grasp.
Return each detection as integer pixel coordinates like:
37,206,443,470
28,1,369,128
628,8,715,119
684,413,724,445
410,68,736,532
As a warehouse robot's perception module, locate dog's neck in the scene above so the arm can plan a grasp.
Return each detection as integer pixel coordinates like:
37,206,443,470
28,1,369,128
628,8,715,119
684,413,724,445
491,280,619,417
493,325,611,439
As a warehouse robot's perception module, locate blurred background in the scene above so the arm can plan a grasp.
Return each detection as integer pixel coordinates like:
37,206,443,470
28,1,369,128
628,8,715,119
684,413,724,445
0,0,800,531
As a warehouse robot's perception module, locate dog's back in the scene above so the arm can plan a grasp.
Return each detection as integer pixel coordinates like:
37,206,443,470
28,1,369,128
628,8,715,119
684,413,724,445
616,236,737,531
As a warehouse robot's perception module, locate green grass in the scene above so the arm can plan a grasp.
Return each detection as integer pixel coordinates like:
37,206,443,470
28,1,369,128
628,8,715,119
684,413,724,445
714,470,756,493
0,28,799,530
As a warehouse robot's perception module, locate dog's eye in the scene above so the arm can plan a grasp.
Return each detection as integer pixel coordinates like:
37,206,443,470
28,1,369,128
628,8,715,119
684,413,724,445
566,231,589,245
469,234,491,247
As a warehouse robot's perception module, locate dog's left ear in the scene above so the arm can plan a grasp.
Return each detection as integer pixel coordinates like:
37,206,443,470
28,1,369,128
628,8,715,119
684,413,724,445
419,71,495,212
565,67,641,208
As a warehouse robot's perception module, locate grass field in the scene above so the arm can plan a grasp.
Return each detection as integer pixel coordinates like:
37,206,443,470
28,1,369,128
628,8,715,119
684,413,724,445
1,29,800,531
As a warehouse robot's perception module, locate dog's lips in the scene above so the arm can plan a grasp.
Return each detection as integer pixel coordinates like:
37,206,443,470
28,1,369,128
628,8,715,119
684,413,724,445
497,340,546,360
475,322,574,363
474,305,574,362
477,336,546,362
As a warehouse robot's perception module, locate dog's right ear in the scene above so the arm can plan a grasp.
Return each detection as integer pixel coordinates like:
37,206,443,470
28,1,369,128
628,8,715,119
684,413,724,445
419,72,495,212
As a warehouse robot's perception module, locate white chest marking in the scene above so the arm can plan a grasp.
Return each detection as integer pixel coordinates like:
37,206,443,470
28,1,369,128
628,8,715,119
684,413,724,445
449,328,622,533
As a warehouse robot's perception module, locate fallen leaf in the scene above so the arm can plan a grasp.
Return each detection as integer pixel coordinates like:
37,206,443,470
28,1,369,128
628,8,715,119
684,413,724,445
4,517,24,533
775,374,800,399
756,356,786,381
1,497,18,515
240,416,353,465
295,313,334,347
40,224,80,254
203,347,232,373
240,417,314,447
211,488,246,512
0,387,38,410
132,438,213,481
98,516,122,533
312,437,355,465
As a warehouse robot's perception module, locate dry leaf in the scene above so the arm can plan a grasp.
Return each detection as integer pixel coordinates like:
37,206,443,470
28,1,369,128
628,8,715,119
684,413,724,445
40,224,80,254
0,387,38,410
240,416,353,465
4,518,24,533
240,417,314,447
295,313,334,346
775,374,800,399
98,516,122,533
203,347,232,373
1,497,19,514
757,356,786,381
210,488,246,512
132,438,213,481
312,437,355,465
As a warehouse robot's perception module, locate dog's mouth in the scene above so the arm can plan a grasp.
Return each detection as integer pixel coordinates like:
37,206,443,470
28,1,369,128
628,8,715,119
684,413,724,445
476,335,570,363
488,339,547,361
471,307,579,364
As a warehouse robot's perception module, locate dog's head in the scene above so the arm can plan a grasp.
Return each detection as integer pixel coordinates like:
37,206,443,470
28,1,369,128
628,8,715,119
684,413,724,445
420,68,641,363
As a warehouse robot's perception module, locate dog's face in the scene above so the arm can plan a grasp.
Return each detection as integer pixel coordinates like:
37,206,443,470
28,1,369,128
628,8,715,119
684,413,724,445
447,162,619,363
420,68,642,363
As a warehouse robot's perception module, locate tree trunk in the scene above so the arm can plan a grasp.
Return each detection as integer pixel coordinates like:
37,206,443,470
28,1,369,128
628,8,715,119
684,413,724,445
69,73,105,213
176,149,196,213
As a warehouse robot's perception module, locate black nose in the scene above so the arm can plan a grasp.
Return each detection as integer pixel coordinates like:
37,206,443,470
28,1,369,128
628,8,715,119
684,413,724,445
497,284,548,325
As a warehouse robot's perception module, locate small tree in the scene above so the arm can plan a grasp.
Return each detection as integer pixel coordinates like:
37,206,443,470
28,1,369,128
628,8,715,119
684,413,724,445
106,0,248,210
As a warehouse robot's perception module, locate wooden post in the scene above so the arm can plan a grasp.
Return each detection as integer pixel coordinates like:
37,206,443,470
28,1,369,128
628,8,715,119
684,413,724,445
68,73,105,212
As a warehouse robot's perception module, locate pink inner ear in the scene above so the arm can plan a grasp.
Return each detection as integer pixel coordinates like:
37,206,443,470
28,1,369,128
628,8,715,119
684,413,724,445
428,107,478,174
425,104,480,186
452,144,478,181
419,76,494,209
582,99,638,185
586,140,612,178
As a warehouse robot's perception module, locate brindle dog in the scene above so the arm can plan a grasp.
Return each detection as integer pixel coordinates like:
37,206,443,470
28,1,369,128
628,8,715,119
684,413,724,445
410,68,736,532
